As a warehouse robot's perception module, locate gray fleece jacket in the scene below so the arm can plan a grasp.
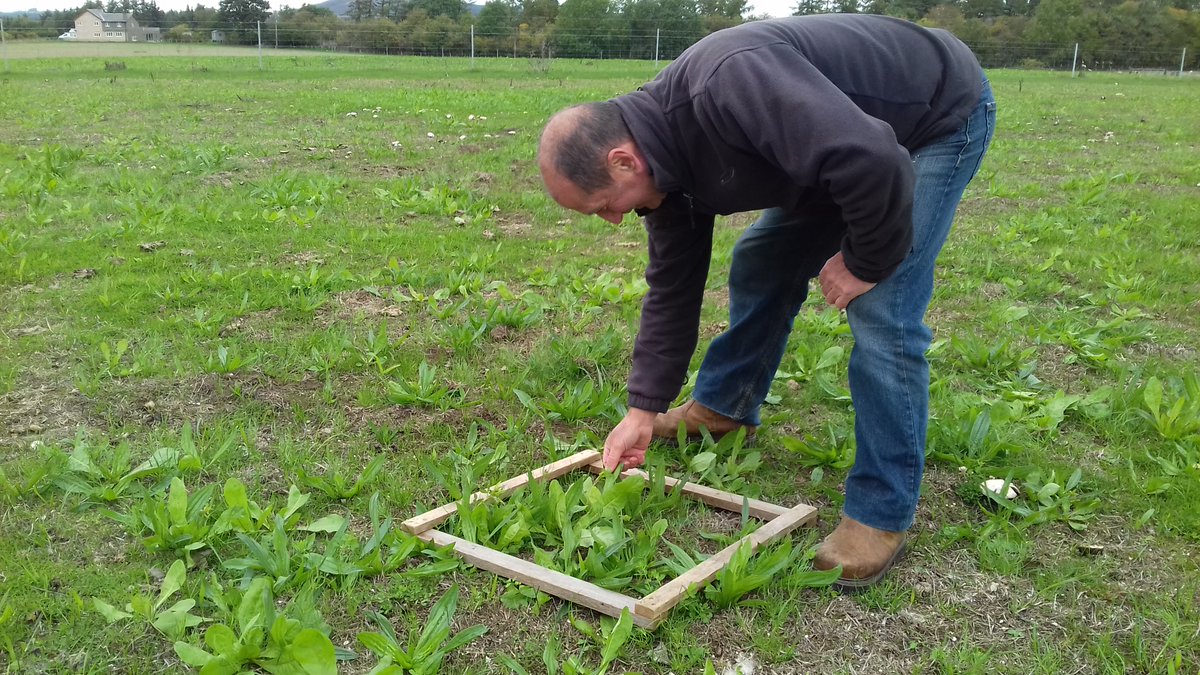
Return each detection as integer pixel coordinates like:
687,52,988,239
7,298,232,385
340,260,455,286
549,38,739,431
611,14,983,413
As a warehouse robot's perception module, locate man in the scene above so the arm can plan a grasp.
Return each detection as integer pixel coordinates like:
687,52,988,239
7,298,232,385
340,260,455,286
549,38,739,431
538,14,995,589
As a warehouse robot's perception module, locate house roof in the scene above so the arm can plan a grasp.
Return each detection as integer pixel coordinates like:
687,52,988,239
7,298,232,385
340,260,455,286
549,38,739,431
79,9,131,22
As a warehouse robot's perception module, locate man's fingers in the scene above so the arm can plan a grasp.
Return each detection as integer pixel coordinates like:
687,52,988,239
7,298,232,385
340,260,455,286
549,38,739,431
603,448,622,471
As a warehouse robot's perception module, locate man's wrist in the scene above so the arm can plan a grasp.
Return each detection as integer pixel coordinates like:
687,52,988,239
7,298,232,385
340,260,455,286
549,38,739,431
626,407,658,424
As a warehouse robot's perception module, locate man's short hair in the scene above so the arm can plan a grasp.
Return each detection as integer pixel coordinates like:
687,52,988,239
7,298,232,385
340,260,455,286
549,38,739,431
549,101,632,193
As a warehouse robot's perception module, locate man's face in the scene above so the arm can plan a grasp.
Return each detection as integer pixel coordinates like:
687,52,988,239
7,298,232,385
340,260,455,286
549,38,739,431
540,150,665,224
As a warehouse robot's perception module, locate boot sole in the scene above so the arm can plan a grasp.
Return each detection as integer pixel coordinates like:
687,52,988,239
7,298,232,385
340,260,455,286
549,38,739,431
831,539,908,594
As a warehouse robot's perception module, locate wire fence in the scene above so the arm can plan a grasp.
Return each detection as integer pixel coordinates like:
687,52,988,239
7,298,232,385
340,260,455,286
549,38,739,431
2,22,1195,73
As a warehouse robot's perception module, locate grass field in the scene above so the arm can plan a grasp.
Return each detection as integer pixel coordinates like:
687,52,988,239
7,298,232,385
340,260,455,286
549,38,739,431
0,41,318,60
0,53,1198,674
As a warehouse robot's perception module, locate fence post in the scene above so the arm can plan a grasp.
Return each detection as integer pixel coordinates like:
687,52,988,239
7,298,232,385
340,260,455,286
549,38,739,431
1181,47,1188,77
1071,42,1079,77
257,21,262,69
471,25,475,66
1,18,8,73
654,28,660,68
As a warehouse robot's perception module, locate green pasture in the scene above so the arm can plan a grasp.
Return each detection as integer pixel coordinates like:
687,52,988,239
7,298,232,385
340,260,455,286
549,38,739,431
0,53,1197,674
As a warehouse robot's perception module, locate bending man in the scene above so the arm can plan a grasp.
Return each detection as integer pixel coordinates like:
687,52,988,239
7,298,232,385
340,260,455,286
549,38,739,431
538,14,995,590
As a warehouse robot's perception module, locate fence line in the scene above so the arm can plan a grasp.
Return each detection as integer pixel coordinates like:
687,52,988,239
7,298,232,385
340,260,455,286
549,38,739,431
1,23,1195,72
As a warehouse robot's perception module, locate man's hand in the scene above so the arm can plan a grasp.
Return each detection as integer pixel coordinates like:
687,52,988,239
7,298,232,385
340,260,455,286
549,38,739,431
603,408,657,471
818,251,876,309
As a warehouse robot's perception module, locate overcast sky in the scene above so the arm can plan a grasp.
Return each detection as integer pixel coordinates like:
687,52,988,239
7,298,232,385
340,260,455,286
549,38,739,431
2,0,796,18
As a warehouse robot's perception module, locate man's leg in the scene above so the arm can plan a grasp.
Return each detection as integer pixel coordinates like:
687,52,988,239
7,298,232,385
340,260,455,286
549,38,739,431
687,209,845,427
823,78,996,583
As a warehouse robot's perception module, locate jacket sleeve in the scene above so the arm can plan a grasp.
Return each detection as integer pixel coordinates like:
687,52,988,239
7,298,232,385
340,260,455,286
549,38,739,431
701,45,914,282
627,194,715,413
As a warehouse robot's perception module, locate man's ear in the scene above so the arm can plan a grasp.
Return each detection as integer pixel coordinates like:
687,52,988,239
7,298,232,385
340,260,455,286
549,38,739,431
606,142,642,174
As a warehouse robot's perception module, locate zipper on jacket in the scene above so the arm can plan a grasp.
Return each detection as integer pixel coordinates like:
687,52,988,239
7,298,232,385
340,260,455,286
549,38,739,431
682,192,695,227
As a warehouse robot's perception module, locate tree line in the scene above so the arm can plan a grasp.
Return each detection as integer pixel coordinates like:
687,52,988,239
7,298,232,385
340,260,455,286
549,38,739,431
5,0,1197,68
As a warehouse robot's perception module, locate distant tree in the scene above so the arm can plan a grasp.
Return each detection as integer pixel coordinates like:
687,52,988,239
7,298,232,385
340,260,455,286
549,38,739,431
920,3,967,30
792,0,830,15
165,22,201,40
338,15,398,49
1005,0,1039,16
623,0,702,58
1026,0,1083,45
555,0,623,57
793,0,859,14
699,0,748,18
877,0,939,19
390,8,470,52
380,0,407,20
411,0,466,19
219,0,270,41
0,16,51,39
475,0,520,54
520,0,558,30
37,9,79,33
133,0,165,24
699,0,746,33
959,0,1006,18
1164,7,1200,66
275,5,339,46
348,0,379,21
192,6,221,32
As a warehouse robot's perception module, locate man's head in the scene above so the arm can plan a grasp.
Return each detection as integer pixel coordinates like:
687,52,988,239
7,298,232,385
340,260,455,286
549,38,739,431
538,102,665,224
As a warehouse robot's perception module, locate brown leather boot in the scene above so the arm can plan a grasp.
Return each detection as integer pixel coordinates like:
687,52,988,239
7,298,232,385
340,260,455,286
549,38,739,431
651,400,756,442
813,516,907,591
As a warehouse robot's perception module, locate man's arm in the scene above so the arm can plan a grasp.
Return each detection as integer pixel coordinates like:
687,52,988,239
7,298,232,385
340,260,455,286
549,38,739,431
627,194,715,412
605,196,714,471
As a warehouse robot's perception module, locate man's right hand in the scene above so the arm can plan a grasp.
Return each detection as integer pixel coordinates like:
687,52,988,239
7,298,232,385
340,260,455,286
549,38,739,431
602,408,657,471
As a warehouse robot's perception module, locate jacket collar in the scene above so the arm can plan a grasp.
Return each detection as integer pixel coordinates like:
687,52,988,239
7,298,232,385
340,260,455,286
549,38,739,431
612,90,689,196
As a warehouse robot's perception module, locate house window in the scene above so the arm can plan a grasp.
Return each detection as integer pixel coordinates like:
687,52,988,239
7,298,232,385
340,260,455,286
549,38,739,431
116,31,123,36
105,31,112,36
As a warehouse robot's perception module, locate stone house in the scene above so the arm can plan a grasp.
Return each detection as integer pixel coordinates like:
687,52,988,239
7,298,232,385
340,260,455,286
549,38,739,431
74,9,161,42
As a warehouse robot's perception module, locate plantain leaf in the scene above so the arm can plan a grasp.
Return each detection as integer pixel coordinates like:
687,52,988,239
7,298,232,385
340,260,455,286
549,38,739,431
174,641,215,667
156,559,187,610
204,623,238,656
168,477,188,527
298,514,346,533
92,598,132,623
598,609,633,672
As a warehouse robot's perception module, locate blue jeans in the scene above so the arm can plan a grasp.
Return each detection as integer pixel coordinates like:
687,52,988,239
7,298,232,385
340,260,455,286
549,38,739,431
691,76,996,532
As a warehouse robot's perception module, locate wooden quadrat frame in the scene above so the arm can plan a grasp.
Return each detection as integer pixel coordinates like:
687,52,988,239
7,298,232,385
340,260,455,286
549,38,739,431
400,449,818,629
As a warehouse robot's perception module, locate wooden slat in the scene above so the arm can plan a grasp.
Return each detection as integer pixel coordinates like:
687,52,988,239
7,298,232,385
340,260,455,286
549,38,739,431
586,461,789,520
401,450,601,535
633,501,818,623
418,529,660,629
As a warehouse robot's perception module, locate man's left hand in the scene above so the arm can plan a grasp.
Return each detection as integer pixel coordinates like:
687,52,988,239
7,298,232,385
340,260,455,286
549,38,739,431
819,251,876,309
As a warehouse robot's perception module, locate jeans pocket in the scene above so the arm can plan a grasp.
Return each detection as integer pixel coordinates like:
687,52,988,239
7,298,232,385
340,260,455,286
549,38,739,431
962,102,996,183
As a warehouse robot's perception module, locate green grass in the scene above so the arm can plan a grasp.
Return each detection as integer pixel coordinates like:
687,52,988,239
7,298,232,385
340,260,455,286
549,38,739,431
1,53,1199,673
